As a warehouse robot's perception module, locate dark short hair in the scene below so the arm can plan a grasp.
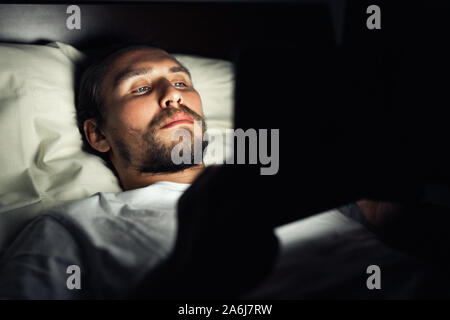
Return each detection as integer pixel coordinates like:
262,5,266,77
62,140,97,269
75,43,188,170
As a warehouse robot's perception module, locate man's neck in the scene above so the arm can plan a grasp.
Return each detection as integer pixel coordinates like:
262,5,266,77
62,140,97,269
118,164,205,191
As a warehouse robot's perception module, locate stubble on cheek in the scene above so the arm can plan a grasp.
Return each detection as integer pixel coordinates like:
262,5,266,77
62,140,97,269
109,126,145,167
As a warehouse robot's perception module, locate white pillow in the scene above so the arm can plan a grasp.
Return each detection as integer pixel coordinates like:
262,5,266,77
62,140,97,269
0,41,234,249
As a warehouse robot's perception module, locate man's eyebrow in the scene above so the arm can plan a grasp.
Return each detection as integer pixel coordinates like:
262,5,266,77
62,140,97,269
113,65,191,89
169,65,191,78
113,68,152,89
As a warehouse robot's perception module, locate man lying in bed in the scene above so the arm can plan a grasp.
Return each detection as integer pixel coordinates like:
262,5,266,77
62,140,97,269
0,44,427,299
0,45,280,299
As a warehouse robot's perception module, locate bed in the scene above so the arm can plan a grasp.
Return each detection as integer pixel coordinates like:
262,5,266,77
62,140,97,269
1,1,450,299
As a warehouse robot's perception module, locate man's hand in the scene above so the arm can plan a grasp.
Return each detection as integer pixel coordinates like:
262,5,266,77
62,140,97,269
357,199,408,228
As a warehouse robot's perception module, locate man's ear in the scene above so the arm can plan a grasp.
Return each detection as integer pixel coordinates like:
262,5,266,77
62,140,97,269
83,118,111,153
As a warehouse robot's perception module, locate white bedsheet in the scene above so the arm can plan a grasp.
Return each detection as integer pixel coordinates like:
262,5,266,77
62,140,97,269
245,209,440,299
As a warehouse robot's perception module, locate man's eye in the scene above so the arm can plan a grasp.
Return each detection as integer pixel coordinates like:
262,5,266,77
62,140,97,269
174,82,187,87
132,86,150,94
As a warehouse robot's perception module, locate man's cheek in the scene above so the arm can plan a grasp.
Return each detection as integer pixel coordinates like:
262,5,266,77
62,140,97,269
122,111,152,129
122,101,156,121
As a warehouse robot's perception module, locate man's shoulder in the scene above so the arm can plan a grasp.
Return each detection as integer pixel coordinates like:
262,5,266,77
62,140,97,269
42,181,188,232
46,192,105,219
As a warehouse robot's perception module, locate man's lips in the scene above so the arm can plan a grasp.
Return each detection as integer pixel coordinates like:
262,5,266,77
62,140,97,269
160,113,194,129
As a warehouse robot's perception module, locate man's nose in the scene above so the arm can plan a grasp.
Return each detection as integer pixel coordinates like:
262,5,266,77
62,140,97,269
159,81,183,109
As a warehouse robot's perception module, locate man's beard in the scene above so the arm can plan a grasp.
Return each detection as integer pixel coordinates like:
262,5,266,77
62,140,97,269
115,105,208,174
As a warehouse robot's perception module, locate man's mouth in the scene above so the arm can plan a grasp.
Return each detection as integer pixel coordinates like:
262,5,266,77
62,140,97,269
160,112,194,129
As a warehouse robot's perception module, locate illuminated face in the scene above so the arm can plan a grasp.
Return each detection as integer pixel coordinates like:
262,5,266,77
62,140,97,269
98,48,207,173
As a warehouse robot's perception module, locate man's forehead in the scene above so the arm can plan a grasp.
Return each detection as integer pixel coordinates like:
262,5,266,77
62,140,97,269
111,48,179,72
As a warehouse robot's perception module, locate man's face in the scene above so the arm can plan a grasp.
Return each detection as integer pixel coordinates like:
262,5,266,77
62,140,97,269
99,48,207,173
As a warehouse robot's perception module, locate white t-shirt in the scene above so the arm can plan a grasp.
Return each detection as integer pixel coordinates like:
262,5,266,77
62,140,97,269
0,181,190,299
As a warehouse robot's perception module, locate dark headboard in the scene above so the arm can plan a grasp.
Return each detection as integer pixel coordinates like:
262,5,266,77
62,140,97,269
0,2,335,60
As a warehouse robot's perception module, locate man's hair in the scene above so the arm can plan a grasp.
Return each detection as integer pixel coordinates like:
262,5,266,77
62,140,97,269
75,43,190,170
